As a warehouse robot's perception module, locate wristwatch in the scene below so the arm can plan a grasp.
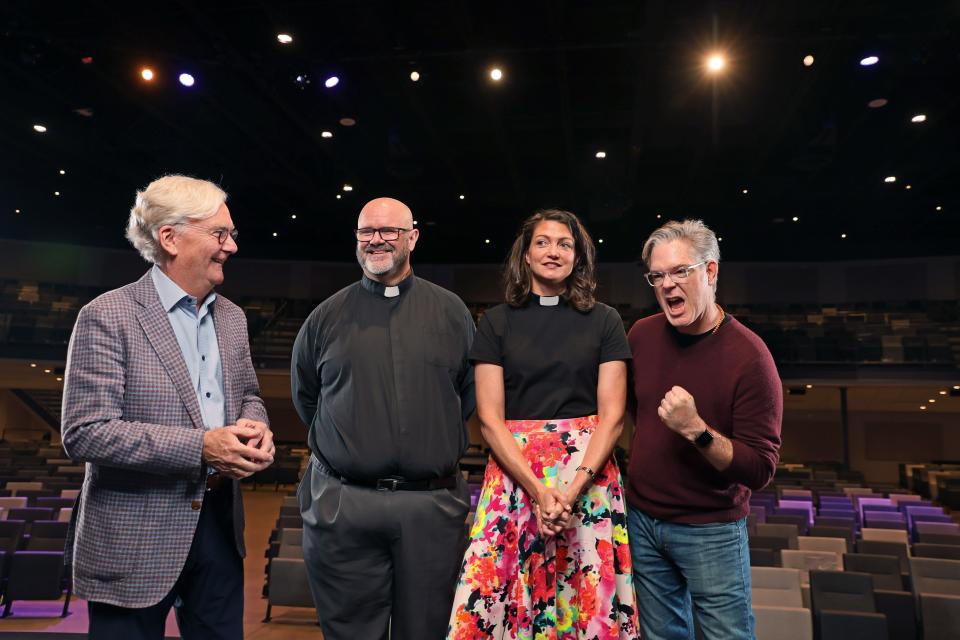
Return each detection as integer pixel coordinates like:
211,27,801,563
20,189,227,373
693,429,714,448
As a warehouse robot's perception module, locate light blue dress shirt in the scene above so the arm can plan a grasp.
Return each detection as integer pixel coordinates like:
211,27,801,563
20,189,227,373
151,265,226,430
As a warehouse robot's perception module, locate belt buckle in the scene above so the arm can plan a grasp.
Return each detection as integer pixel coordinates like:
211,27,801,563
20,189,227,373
376,478,400,491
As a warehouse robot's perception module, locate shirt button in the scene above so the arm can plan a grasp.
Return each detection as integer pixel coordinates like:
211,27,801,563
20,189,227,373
206,392,211,398
202,355,206,361
191,500,202,511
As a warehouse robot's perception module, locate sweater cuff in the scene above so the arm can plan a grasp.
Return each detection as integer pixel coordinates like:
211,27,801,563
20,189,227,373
724,439,773,491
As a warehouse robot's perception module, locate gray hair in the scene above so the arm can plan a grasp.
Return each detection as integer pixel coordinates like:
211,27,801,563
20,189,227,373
125,175,227,264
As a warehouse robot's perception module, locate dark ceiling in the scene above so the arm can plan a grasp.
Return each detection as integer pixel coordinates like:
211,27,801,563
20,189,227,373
2,1,959,264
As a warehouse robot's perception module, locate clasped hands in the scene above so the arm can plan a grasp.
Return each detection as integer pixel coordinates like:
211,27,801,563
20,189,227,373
201,418,276,479
533,486,577,537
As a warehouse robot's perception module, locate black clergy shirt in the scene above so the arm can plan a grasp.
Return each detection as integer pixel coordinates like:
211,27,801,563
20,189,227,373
291,273,476,481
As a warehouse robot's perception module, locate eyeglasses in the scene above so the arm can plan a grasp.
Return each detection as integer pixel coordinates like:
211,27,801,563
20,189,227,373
181,223,238,245
644,261,706,287
354,227,412,242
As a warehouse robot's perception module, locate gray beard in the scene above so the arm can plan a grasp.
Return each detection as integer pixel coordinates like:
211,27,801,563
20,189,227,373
356,244,406,276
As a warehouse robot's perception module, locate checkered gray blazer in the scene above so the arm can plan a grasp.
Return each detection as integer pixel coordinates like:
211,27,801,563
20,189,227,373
61,270,268,607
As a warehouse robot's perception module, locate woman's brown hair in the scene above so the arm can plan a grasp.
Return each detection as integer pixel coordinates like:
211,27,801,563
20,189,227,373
503,208,597,312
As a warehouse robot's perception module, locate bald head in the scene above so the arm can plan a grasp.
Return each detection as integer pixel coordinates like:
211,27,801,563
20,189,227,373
358,197,414,229
355,196,419,285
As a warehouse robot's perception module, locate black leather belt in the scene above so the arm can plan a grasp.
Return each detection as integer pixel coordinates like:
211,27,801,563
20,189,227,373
312,455,457,491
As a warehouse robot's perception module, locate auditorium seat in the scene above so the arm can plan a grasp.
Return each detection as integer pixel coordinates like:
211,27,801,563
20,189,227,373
1,550,71,618
757,523,800,550
752,567,804,607
861,528,909,546
808,570,888,640
808,525,854,549
781,550,843,587
856,539,911,576
753,605,814,640
263,528,315,624
913,543,960,561
909,557,960,640
0,497,28,514
5,482,43,495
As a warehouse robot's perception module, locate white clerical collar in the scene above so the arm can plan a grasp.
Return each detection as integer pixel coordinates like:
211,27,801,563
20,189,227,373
384,286,400,298
539,295,560,306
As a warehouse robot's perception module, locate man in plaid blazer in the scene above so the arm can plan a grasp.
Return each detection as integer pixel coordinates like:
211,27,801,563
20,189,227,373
62,175,275,639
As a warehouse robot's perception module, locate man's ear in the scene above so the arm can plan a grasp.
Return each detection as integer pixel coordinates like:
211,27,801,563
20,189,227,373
158,225,179,257
406,227,420,252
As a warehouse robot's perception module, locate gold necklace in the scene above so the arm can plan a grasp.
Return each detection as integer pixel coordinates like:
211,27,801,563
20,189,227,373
711,304,725,334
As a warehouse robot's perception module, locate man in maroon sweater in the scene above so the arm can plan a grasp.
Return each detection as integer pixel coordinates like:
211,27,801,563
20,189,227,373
626,219,782,640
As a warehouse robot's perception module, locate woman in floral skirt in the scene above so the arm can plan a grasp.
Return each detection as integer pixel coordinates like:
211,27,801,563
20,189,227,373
447,209,640,640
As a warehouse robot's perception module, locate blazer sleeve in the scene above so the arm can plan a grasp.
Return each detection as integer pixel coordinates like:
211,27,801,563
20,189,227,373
61,302,206,478
236,313,269,424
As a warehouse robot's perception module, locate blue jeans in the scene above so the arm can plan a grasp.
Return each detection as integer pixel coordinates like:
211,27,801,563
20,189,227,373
627,507,754,640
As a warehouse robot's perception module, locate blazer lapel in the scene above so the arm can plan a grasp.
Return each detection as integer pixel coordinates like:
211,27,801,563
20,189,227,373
133,272,206,430
211,301,237,423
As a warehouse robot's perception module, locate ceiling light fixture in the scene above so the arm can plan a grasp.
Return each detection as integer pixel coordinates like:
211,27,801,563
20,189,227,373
803,55,814,67
342,184,353,192
841,233,847,239
339,117,356,127
884,176,896,183
742,189,748,194
792,216,799,222
867,98,888,108
484,239,490,244
595,151,606,159
291,214,297,219
59,169,66,175
33,124,47,133
936,205,942,211
489,67,503,81
277,34,293,44
410,70,420,82
272,232,278,237
905,185,912,190
706,54,726,72
911,114,927,123
459,195,465,200
860,55,879,66
178,73,195,87
324,76,340,88
140,67,155,81
321,131,333,138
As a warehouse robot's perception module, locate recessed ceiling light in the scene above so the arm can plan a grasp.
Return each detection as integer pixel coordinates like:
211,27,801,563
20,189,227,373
911,114,927,123
81,56,93,64
884,176,896,183
935,205,942,211
656,214,661,219
339,117,356,127
598,238,604,244
803,55,814,67
56,377,63,382
841,233,847,239
15,209,21,214
867,98,888,108
30,363,36,368
489,67,503,81
484,239,490,244
44,369,51,373
336,194,342,200
920,405,927,410
410,70,420,82
459,194,465,200
54,191,60,196
413,220,418,225
277,33,293,44
321,131,333,138
905,185,912,190
595,151,607,159
140,67,155,81
741,188,748,194
929,399,936,403
792,216,799,222
342,184,353,192
860,55,879,66
178,73,195,87
706,54,725,72
33,124,47,133
954,385,960,390
718,237,723,242
272,232,278,237
291,214,297,219
59,169,66,175
939,390,947,395
806,384,813,389
324,76,340,88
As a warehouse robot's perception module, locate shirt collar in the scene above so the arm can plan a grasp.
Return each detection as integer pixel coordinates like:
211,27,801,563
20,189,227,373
151,264,217,313
360,271,415,297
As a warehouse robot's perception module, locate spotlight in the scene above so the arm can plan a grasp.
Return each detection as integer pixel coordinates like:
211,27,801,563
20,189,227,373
15,209,20,214
706,54,725,72
803,55,814,67
911,114,927,123
342,184,353,192
459,195,465,200
272,232,278,237
410,70,420,82
30,363,36,368
294,74,311,88
867,98,888,108
54,191,60,196
936,206,943,211
792,216,799,222
598,238,604,244
324,76,340,88
33,124,47,133
277,33,293,44
321,131,333,138
336,194,342,200
595,151,607,159
741,188,749,194
860,56,879,66
178,73,195,87
841,233,847,239
884,176,896,183
58,169,66,175
484,239,490,244
141,67,155,81
339,117,356,127
291,214,297,219
489,67,503,81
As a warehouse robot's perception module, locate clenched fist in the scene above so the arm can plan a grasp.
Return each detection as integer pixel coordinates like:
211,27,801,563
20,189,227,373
657,385,705,441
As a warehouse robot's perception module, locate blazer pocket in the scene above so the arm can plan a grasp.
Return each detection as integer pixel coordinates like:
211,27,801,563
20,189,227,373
74,487,147,582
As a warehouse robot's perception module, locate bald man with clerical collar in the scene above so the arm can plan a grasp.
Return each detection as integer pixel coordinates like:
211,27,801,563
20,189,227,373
291,197,477,640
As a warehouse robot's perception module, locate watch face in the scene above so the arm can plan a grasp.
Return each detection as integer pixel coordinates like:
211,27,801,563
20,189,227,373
694,429,714,448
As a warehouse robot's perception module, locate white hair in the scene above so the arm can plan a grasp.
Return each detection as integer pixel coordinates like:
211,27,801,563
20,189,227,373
641,219,721,291
125,175,227,264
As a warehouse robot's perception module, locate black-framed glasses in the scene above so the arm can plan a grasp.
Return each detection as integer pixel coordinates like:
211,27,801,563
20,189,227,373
354,227,411,242
644,261,706,287
181,223,238,245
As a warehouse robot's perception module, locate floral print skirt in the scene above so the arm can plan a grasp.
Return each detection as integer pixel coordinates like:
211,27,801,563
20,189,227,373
447,415,641,640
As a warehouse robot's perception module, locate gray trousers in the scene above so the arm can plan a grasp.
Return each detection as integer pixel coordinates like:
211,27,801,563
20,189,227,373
298,458,469,640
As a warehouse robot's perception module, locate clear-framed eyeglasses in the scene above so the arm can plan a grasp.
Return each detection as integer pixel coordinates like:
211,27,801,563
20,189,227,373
644,261,707,287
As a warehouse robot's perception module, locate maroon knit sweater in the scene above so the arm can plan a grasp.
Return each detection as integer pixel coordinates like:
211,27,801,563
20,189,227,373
626,313,782,524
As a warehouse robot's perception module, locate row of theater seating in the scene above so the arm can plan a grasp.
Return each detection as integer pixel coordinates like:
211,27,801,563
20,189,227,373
0,519,71,617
